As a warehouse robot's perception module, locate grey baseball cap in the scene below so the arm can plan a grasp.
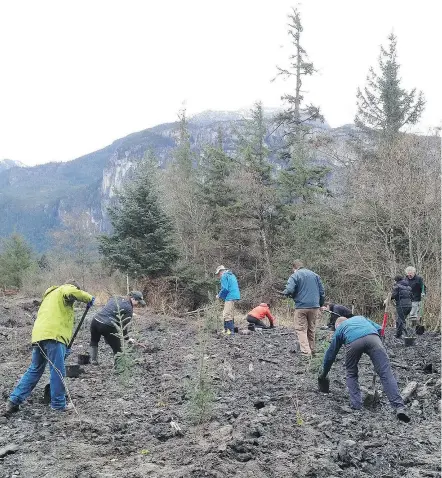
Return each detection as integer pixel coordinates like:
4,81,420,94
129,290,146,306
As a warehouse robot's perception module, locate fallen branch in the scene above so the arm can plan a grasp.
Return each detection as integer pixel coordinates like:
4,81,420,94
258,357,280,365
391,361,409,370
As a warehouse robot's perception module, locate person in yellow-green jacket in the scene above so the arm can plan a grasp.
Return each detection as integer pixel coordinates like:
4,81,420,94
5,281,94,415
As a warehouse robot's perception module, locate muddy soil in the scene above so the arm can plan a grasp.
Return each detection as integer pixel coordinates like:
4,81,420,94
0,296,440,478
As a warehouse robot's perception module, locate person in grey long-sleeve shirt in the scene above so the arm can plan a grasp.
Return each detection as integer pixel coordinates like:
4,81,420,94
282,259,325,356
89,291,146,366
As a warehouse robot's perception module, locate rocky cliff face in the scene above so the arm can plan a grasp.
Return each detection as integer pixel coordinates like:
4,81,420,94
0,109,346,251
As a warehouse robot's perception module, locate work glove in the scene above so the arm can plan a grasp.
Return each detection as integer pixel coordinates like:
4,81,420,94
87,297,95,308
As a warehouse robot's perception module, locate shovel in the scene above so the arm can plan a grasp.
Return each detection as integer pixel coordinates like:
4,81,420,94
43,303,91,404
364,302,389,407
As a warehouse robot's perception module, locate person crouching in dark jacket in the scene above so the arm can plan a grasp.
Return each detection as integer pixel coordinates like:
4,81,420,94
89,291,146,367
390,276,412,338
321,302,354,330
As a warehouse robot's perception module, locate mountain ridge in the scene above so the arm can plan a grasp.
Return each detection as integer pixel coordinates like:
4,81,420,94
0,109,353,251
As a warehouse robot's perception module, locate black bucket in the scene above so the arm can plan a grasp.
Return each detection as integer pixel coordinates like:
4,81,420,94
404,336,416,347
78,353,90,365
66,364,82,378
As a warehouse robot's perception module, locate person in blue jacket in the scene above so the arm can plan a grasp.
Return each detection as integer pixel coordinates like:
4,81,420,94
215,265,240,334
318,315,410,422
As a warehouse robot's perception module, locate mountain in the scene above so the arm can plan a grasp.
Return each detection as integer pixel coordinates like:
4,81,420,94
0,159,26,172
0,109,345,251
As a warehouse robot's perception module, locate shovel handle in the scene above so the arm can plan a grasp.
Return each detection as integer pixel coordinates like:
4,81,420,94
68,303,91,349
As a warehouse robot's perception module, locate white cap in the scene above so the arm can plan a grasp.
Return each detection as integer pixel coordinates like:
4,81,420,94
215,265,227,275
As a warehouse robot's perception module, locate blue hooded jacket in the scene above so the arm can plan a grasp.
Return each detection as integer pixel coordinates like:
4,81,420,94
283,267,325,309
322,316,381,375
218,270,240,301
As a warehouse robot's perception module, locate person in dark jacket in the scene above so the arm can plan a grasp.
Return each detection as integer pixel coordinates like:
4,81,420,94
404,266,426,319
318,316,410,422
321,302,354,330
89,291,146,365
282,259,325,357
391,275,412,338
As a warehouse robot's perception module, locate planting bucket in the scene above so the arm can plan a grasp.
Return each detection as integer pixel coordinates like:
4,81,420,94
66,364,82,378
78,353,90,365
404,337,416,347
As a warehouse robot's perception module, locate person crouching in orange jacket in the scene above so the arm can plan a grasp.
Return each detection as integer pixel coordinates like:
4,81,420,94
246,303,275,330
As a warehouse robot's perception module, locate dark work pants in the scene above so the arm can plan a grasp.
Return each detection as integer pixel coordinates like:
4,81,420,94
395,306,411,338
90,318,122,355
246,315,269,329
345,334,404,410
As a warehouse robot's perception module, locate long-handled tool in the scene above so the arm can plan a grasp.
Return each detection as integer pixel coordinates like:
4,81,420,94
43,303,92,404
364,301,389,407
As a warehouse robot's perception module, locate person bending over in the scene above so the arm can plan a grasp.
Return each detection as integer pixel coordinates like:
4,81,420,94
89,291,146,367
318,315,410,422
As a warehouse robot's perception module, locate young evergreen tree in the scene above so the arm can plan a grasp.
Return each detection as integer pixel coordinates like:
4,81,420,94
0,233,35,288
99,162,178,278
233,102,278,281
162,108,208,264
199,127,235,233
355,33,425,139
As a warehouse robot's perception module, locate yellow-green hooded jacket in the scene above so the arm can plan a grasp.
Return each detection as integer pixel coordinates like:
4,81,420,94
32,284,93,346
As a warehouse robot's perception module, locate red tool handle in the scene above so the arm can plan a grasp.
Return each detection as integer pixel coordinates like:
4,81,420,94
380,301,389,338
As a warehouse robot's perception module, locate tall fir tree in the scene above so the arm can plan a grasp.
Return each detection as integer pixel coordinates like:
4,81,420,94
99,162,178,278
273,8,323,145
273,7,330,209
355,33,425,140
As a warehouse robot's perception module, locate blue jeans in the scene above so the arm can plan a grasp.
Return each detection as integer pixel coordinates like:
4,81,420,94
10,340,67,410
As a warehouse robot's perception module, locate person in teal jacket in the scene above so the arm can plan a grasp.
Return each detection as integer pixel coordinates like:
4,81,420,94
318,315,410,422
215,265,240,334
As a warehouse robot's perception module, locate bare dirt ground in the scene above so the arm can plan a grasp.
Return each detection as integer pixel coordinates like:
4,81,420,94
0,296,440,478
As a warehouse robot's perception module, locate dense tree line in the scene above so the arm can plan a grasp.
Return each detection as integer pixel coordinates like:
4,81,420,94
97,10,440,324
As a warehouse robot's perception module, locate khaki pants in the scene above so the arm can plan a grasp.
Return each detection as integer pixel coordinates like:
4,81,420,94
294,308,319,355
222,301,235,322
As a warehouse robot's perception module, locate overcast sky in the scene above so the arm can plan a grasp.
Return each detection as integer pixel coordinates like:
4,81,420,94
0,0,440,166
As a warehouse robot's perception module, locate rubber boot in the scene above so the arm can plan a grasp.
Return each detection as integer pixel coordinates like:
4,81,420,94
90,346,99,365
